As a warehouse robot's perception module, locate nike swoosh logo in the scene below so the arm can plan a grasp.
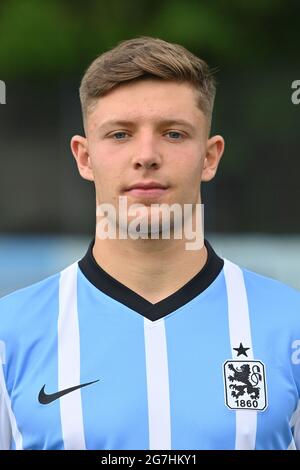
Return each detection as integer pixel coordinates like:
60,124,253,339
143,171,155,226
38,379,99,404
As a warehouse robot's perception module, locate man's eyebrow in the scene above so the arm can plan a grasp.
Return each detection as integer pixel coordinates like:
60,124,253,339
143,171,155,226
97,119,196,133
157,119,196,132
98,120,135,131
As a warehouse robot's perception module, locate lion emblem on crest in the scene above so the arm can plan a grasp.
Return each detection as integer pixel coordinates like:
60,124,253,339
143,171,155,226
227,363,261,399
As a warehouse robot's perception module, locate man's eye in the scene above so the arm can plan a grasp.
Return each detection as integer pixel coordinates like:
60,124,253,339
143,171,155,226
166,131,183,140
111,132,128,140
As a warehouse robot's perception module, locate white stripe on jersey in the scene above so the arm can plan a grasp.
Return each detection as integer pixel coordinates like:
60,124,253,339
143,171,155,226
58,263,86,450
223,260,257,450
0,341,23,449
289,399,300,449
287,438,296,450
144,318,171,450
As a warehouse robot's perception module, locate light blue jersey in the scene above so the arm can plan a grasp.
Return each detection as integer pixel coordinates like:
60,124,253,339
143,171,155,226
0,240,300,450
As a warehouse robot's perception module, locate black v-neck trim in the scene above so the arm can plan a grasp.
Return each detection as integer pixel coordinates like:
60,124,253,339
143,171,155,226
78,239,224,321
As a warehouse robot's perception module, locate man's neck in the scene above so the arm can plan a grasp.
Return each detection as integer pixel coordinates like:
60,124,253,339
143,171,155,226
92,236,207,304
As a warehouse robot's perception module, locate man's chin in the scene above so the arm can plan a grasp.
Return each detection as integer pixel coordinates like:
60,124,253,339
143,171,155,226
118,210,180,239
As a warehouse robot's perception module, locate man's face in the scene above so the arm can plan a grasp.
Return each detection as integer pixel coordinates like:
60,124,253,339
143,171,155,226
72,79,224,232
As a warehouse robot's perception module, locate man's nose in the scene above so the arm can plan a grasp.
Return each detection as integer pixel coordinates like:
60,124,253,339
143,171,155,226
132,135,162,170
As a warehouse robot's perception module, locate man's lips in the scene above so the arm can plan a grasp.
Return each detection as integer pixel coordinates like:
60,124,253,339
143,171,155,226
125,188,167,197
123,181,169,198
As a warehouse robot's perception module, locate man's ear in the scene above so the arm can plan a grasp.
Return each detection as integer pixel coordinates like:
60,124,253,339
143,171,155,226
201,135,225,182
70,135,94,182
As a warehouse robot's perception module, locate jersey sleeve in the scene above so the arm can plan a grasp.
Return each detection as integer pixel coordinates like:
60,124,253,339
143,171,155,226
289,399,300,450
0,364,12,450
294,411,300,449
0,341,12,449
290,300,300,449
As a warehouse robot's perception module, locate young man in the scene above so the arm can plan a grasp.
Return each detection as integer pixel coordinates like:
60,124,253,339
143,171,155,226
0,37,300,451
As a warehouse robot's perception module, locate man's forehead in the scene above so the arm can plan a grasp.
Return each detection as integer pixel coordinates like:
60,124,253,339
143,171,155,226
86,81,206,132
89,102,204,131
93,80,200,109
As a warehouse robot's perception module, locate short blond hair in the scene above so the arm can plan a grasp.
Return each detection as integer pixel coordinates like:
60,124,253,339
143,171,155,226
80,36,216,124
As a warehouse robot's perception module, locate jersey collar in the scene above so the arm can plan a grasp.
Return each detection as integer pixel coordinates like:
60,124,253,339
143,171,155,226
78,239,224,321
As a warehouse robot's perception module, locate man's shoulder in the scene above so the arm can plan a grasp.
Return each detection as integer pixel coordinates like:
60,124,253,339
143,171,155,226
0,270,61,305
0,269,63,336
240,265,300,297
238,264,300,320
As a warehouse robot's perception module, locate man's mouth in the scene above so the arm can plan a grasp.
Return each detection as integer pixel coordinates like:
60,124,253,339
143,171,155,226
123,181,169,198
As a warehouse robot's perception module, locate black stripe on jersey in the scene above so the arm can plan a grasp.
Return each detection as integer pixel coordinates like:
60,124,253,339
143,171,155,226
78,239,224,322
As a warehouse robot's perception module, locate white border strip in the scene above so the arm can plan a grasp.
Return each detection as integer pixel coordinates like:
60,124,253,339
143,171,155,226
0,341,23,449
144,318,171,449
223,259,257,450
289,398,300,449
58,263,86,449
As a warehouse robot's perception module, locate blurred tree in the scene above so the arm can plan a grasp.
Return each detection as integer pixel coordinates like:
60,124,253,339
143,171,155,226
0,0,299,77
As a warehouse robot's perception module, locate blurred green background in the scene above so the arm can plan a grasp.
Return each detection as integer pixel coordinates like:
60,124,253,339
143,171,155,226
0,0,299,294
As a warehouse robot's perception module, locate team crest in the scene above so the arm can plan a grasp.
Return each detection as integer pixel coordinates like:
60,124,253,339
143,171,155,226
223,360,267,411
